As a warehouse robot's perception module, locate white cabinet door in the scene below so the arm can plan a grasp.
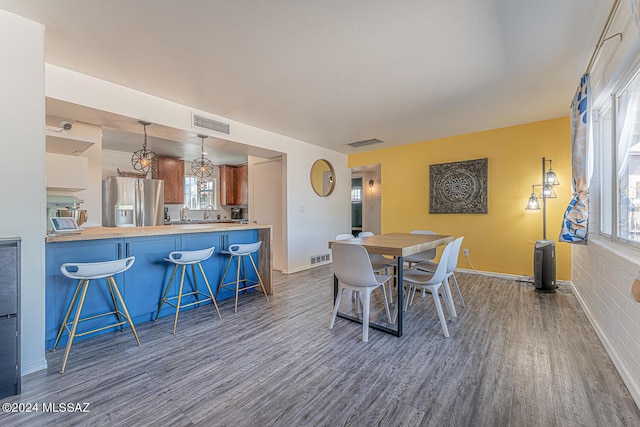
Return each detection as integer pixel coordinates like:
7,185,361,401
46,152,88,191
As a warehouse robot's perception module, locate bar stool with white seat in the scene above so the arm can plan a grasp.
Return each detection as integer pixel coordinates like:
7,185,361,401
217,242,268,312
156,246,221,334
53,256,140,374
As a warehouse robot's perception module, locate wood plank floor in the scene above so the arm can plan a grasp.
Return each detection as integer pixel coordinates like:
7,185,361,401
2,265,639,426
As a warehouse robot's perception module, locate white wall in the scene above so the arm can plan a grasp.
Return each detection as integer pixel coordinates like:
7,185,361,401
0,10,47,374
46,119,103,227
573,241,640,406
45,64,350,273
571,2,640,408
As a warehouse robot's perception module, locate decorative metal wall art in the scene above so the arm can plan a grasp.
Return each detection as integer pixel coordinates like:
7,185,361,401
429,158,488,214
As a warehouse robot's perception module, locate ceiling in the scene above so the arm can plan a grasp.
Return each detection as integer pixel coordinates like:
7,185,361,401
1,0,613,154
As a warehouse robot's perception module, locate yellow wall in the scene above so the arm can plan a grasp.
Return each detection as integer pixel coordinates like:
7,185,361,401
348,117,572,280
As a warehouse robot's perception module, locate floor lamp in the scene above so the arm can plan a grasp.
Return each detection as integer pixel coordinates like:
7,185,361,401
525,157,559,292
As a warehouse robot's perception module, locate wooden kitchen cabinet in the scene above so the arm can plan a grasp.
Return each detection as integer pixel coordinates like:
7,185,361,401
154,157,184,204
219,164,247,205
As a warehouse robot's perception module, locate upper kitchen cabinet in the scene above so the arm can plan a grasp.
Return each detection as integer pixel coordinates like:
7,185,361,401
46,131,94,156
46,153,88,192
154,157,184,204
220,164,248,206
45,132,95,192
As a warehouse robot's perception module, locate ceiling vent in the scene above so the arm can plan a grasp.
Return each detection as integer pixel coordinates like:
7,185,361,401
347,138,384,148
192,113,230,135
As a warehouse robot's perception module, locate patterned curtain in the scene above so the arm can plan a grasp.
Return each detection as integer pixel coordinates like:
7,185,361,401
559,74,590,244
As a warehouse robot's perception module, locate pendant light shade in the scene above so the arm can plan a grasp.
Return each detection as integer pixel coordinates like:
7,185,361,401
542,183,557,199
191,134,214,179
545,160,560,186
131,121,158,173
526,186,541,210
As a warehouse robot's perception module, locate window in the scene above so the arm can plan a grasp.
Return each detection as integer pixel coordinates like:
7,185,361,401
184,176,217,210
616,74,640,243
597,66,640,245
597,104,612,236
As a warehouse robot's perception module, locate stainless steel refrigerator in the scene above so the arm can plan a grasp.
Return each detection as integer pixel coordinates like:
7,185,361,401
103,176,164,227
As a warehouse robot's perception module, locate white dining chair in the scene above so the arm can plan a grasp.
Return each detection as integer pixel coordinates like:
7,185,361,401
405,230,437,267
329,242,392,342
402,241,455,337
417,236,465,309
357,231,396,303
336,233,355,241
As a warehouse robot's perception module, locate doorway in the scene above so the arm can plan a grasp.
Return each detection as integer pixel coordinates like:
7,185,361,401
351,164,381,235
251,156,284,271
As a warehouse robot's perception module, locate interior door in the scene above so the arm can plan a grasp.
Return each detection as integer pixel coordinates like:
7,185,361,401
251,158,283,271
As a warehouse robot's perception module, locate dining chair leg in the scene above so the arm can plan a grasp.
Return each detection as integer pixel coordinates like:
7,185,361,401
430,284,449,338
451,274,466,307
441,277,457,321
404,284,414,311
380,280,392,323
329,288,343,330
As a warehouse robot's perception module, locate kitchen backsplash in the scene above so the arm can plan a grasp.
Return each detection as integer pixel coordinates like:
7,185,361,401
165,204,242,222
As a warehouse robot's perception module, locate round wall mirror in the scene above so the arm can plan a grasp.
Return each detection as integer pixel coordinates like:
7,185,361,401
310,159,335,197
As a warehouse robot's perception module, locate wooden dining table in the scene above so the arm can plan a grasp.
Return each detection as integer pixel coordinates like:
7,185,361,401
328,232,454,337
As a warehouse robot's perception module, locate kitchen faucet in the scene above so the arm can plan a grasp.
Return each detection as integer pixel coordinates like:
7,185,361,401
204,204,214,220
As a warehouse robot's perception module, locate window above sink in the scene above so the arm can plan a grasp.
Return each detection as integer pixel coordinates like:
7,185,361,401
184,176,218,210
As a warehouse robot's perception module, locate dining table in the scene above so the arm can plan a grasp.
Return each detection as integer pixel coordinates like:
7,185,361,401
328,232,454,337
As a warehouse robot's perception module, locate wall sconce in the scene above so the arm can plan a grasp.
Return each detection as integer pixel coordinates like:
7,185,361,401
368,179,374,189
525,157,559,239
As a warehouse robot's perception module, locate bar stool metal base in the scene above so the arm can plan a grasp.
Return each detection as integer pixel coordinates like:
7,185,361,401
52,276,140,374
156,261,221,334
217,244,268,313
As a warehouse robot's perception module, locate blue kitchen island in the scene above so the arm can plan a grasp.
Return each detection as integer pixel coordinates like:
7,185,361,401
45,223,272,349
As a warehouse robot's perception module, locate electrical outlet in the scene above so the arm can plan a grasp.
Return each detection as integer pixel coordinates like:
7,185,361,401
463,248,469,256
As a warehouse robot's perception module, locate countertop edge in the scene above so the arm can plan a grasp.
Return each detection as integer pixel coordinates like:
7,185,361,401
46,223,272,243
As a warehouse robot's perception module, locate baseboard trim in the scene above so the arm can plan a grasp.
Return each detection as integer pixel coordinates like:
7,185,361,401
22,358,47,376
569,282,640,410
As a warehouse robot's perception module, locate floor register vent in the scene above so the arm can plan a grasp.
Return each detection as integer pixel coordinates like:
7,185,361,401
192,113,230,135
311,253,331,265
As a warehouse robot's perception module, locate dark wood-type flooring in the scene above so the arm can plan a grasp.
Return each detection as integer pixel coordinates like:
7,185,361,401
2,266,639,426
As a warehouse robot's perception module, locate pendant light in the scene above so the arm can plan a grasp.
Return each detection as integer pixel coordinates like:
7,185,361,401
131,121,158,173
525,186,541,210
191,134,214,179
545,159,560,186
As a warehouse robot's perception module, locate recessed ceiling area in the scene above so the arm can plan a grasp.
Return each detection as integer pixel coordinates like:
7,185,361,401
1,0,613,152
46,98,282,164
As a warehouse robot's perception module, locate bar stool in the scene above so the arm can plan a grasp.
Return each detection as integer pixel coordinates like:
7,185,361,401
53,256,140,374
217,242,269,312
156,246,221,334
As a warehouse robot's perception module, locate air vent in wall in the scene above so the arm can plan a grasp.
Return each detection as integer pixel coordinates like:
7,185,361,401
347,138,384,148
311,253,331,265
192,113,230,135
